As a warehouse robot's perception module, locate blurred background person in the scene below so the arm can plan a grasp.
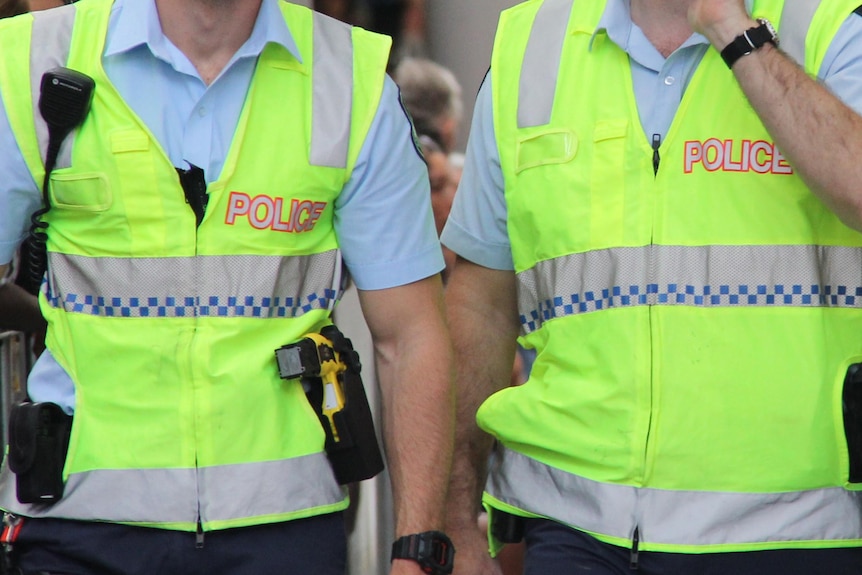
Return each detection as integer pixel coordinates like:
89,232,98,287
366,0,425,64
314,0,426,69
0,0,27,17
394,56,462,154
395,56,463,281
417,134,457,282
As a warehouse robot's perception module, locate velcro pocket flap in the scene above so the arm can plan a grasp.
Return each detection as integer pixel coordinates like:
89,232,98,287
110,129,150,154
516,129,577,174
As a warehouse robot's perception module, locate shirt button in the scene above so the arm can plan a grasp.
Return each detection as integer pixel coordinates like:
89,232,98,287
664,76,676,86
198,106,207,117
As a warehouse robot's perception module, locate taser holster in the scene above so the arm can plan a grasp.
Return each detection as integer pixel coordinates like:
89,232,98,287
276,325,384,484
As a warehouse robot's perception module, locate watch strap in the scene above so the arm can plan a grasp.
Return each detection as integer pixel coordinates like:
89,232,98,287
391,531,455,575
391,533,423,560
720,20,777,69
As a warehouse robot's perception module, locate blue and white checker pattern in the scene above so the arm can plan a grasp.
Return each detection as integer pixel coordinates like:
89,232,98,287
48,290,340,318
516,244,862,335
520,282,862,333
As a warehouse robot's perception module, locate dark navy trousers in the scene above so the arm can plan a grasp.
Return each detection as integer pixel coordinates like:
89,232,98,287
11,513,346,575
522,518,862,575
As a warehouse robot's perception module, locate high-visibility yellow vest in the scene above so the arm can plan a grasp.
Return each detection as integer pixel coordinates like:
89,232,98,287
0,0,390,531
482,0,862,554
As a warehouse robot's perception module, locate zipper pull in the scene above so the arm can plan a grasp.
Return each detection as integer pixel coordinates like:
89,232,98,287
651,134,661,176
630,525,640,570
196,519,205,549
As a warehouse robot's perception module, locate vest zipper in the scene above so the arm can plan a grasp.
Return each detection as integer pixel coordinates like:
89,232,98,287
651,134,661,176
630,525,640,570
196,517,205,548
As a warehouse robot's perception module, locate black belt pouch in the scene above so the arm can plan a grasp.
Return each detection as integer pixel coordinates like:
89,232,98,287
7,402,72,504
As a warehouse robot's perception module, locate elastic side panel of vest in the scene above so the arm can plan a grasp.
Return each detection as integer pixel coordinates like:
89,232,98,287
30,4,77,170
310,12,353,169
777,0,821,66
518,0,575,129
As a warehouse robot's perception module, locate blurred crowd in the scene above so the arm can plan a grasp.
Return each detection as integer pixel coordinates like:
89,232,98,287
314,0,426,69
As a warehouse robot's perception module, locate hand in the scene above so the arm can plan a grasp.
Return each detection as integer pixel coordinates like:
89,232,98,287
688,0,757,48
449,524,503,575
389,558,435,575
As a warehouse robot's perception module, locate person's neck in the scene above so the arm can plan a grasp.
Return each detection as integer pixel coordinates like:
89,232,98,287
155,0,263,85
630,0,693,58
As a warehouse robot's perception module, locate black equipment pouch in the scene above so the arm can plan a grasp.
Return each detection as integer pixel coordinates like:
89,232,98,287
843,363,862,484
490,509,525,544
7,402,72,504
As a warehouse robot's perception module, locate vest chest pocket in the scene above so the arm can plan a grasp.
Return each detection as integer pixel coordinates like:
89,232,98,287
515,129,578,174
49,172,112,212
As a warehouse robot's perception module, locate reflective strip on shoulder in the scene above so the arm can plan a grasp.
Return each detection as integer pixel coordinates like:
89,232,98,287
518,0,575,129
45,251,343,318
517,244,862,334
30,4,77,170
777,0,821,66
310,12,353,168
0,452,343,525
486,447,862,547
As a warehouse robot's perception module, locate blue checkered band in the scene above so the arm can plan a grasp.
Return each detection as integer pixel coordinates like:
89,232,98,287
47,290,339,318
44,251,344,319
517,244,862,334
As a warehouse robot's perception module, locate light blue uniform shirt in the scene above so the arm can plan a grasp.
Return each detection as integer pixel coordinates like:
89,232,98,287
442,0,862,271
0,0,443,410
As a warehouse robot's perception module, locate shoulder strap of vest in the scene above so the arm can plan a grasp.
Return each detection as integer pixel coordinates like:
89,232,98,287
777,0,822,66
27,3,357,172
29,5,78,171
310,11,353,169
518,0,574,129
516,0,825,130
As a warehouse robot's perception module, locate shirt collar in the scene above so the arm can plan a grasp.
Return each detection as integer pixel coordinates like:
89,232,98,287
104,0,302,64
590,0,634,51
589,0,712,56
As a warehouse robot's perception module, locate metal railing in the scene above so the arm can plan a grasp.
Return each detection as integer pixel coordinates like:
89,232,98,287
0,331,32,452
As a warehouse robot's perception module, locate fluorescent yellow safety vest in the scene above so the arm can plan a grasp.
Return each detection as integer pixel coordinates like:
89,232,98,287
0,0,390,531
482,0,862,554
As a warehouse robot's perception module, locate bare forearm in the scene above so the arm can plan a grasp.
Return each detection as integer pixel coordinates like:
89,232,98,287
0,281,45,333
360,277,455,536
735,44,862,229
444,260,519,530
378,320,454,534
692,3,862,231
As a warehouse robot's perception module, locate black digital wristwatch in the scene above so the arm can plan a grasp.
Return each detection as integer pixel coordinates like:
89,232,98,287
391,530,455,575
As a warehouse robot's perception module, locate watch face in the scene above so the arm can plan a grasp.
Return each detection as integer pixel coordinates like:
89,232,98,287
419,532,455,575
430,537,453,567
758,18,779,45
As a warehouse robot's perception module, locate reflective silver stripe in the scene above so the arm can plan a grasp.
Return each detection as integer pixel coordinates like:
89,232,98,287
487,447,862,546
518,244,862,334
0,453,342,525
778,0,821,66
30,4,77,170
518,0,574,128
45,251,343,318
200,455,343,523
310,12,353,168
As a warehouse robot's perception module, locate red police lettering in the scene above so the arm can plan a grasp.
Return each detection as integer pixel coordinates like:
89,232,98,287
225,192,327,232
684,139,793,175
